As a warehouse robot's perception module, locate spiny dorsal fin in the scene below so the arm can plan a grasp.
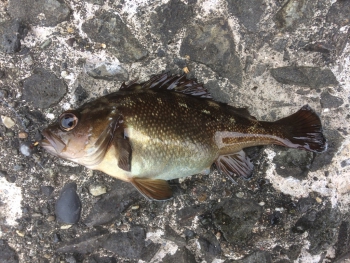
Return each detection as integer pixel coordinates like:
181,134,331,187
121,73,212,99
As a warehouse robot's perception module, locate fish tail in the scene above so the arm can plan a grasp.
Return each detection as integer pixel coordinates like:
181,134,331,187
271,105,327,152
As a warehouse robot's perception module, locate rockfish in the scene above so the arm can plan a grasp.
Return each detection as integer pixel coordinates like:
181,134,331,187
41,74,327,200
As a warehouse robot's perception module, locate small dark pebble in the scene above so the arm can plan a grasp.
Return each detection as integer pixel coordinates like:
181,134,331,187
184,229,195,240
66,38,76,47
157,49,166,57
0,70,5,78
65,256,77,263
341,159,350,167
53,233,61,243
0,89,8,98
55,182,82,224
41,185,54,197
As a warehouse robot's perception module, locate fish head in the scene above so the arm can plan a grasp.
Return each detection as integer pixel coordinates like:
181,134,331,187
41,105,118,166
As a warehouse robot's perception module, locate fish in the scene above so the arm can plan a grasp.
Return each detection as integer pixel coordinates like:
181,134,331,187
41,73,327,200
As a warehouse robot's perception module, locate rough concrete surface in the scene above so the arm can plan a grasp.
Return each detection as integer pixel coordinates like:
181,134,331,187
0,0,349,262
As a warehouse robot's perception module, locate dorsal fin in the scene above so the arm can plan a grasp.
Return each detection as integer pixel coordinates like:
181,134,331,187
121,73,212,99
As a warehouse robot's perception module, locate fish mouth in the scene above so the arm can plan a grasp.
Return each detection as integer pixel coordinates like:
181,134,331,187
41,129,66,154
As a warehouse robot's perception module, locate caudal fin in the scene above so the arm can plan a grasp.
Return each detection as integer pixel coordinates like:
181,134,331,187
273,105,327,153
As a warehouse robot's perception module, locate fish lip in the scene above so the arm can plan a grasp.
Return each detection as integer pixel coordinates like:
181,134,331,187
41,129,66,154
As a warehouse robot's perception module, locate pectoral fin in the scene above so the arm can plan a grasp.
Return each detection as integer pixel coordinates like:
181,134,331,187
215,150,253,182
130,178,173,201
116,137,132,172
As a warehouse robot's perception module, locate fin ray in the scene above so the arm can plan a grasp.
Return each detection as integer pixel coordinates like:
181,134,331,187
215,150,254,181
273,105,327,152
130,178,173,201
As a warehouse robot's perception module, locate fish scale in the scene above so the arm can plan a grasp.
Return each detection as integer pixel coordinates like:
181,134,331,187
41,73,327,200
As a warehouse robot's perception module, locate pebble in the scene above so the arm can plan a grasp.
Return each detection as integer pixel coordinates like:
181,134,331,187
5,131,15,137
20,142,33,156
60,224,73,229
88,184,107,196
47,215,56,222
18,132,28,139
131,205,140,210
55,182,82,224
1,116,15,128
315,197,322,203
236,192,244,198
16,230,25,237
40,38,52,49
0,89,8,98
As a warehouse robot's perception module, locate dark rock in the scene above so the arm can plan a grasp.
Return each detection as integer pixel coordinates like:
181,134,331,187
55,182,81,224
74,85,89,104
151,0,194,43
84,181,139,226
308,207,341,255
0,239,18,263
53,233,61,243
212,198,262,244
180,19,243,87
297,197,317,213
57,230,109,254
184,229,195,240
162,225,186,246
85,0,104,5
292,207,341,254
0,19,28,53
0,88,8,98
274,0,315,31
253,63,268,78
272,38,288,52
320,91,344,108
82,11,148,63
0,170,16,183
303,42,334,53
85,61,128,80
65,256,77,263
273,148,314,180
287,244,302,261
292,209,317,233
198,232,221,261
341,159,350,167
163,247,196,263
88,256,117,263
101,226,145,259
40,185,54,197
334,221,350,259
176,205,206,226
140,241,161,262
311,129,344,171
8,0,71,27
234,251,272,263
22,68,67,109
270,66,338,89
327,0,350,27
227,0,265,32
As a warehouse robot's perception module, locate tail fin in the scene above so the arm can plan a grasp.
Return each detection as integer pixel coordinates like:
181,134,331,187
273,105,327,153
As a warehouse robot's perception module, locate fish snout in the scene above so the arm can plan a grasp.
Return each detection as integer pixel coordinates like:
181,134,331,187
41,129,66,154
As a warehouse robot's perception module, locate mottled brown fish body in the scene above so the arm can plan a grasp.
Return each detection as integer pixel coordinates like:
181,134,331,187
41,74,327,200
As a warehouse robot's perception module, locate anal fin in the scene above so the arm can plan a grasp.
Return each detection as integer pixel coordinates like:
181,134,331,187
130,178,173,201
215,150,253,182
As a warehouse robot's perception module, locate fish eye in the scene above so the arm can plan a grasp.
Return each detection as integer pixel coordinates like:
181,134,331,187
59,113,78,131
